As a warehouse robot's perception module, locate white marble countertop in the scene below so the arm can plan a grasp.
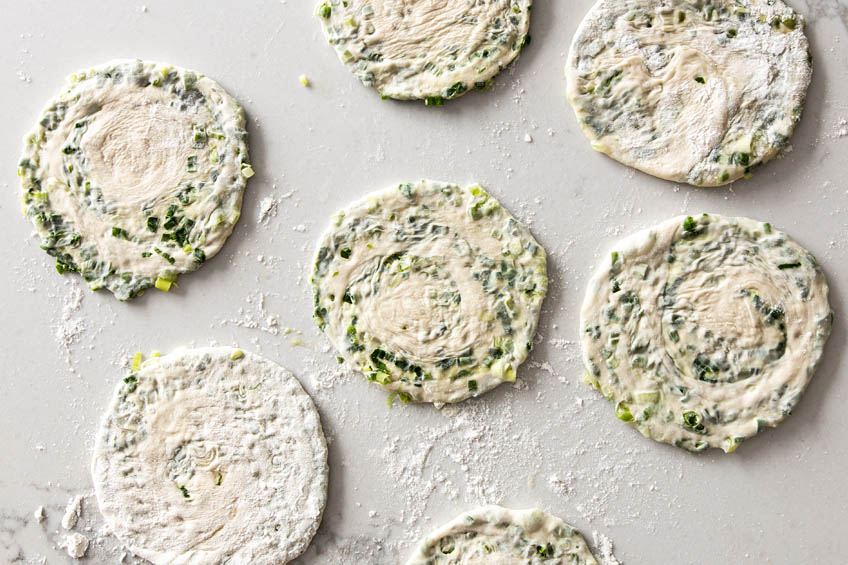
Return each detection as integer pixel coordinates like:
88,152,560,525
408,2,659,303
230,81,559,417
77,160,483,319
1,1,847,563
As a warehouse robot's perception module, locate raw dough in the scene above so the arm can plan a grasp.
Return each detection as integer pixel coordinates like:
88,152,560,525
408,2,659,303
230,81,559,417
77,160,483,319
566,0,811,186
311,180,547,404
317,0,532,102
91,347,328,564
18,59,251,299
580,214,832,452
405,505,598,564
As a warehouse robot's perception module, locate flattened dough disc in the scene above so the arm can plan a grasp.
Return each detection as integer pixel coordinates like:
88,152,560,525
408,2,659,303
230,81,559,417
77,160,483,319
92,347,328,564
580,214,832,452
566,0,811,186
310,180,548,404
19,59,252,299
317,0,532,102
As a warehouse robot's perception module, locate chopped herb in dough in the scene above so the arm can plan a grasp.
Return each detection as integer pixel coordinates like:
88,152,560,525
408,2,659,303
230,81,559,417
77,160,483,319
310,180,548,404
580,214,833,452
317,0,533,102
406,505,599,564
566,0,811,186
18,59,251,299
91,347,328,564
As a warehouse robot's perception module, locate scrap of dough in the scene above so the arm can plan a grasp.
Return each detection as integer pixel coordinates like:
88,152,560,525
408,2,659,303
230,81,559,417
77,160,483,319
63,532,89,559
61,495,83,530
580,214,832,452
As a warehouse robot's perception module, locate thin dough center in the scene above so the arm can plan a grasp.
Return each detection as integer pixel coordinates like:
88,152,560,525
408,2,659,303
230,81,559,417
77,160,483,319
82,100,194,207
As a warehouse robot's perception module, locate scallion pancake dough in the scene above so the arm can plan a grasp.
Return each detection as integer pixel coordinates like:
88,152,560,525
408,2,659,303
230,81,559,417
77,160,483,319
311,180,548,404
405,506,598,564
316,0,532,102
580,214,832,452
91,347,328,564
566,0,811,186
18,59,252,299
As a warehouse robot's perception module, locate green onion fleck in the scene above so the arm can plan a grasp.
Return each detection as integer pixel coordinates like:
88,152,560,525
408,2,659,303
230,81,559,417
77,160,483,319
615,402,634,422
731,151,750,167
231,349,244,360
682,411,706,434
154,277,173,292
132,352,143,372
694,76,705,84
778,262,801,269
445,82,467,99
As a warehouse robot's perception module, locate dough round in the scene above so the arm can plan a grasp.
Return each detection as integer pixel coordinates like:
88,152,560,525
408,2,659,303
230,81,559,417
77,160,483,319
317,0,532,102
18,59,252,300
405,505,598,564
565,0,811,186
91,347,328,564
580,214,832,452
310,180,547,404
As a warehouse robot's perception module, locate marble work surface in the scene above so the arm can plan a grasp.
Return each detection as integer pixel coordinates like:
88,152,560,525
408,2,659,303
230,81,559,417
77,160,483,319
1,1,847,563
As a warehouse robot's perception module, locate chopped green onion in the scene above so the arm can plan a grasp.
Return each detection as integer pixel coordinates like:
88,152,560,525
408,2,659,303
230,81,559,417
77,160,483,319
615,402,634,422
611,279,621,293
231,349,244,360
445,82,467,99
299,74,310,87
778,262,801,269
131,352,143,372
682,411,706,433
694,76,705,84
154,277,173,292
425,96,444,107
731,151,750,167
